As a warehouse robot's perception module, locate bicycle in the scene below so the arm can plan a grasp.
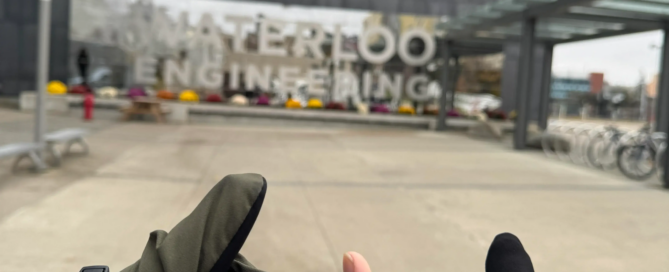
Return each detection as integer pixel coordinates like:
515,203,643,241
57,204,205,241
585,125,625,170
616,125,666,181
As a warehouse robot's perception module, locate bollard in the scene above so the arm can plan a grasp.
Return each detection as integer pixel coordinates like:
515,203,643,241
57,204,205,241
83,94,94,121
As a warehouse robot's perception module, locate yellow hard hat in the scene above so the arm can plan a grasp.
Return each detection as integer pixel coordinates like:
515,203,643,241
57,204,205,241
398,103,416,115
285,98,303,109
47,81,67,95
179,90,200,102
307,98,323,109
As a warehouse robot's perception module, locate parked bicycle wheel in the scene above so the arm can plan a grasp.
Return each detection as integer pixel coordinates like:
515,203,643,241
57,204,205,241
554,126,574,162
541,131,558,158
585,133,606,169
571,128,591,164
598,139,621,170
616,145,657,181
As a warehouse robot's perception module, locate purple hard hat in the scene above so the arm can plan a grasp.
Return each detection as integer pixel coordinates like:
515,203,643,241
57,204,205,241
257,95,270,106
371,104,390,113
128,87,147,99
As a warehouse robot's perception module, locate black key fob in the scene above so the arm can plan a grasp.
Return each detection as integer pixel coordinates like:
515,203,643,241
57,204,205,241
79,265,110,272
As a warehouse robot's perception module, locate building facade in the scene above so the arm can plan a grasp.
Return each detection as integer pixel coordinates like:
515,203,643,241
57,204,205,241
0,0,71,96
551,77,591,100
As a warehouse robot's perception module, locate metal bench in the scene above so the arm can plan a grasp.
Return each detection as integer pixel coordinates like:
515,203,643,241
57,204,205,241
45,128,89,166
0,142,47,172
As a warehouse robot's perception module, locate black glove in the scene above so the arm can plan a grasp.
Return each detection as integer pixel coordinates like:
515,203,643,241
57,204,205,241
485,233,535,272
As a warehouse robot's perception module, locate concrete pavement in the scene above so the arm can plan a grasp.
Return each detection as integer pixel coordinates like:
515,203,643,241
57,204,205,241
0,108,668,272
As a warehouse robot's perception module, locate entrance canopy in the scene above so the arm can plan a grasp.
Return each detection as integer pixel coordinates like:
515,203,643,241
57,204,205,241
232,0,495,17
441,0,666,44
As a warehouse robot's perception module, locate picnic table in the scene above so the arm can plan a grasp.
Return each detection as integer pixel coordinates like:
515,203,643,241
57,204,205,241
121,98,170,123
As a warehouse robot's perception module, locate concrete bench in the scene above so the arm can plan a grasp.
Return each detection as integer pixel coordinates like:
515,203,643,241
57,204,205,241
0,142,47,172
45,128,89,166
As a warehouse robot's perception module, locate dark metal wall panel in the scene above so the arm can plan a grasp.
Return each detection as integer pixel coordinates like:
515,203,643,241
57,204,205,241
4,0,20,22
0,0,70,96
51,0,69,26
0,0,5,20
50,26,70,82
0,22,20,78
2,80,19,96
50,0,71,83
20,0,37,24
19,24,38,80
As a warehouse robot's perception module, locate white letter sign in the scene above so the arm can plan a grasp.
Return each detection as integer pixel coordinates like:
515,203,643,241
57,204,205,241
134,56,157,85
227,15,254,53
406,74,431,101
358,26,396,64
293,22,326,59
164,59,191,87
398,28,436,66
279,66,300,94
246,64,272,92
259,19,287,56
333,25,358,65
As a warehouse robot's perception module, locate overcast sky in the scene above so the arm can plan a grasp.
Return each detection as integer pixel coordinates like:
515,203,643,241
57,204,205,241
151,0,369,35
553,30,663,86
140,0,663,87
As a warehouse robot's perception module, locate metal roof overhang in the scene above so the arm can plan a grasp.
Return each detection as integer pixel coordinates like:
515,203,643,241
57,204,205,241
441,0,669,47
446,39,506,56
225,0,495,17
226,0,669,56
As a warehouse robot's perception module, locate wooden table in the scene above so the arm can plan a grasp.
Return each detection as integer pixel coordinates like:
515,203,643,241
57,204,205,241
121,98,169,123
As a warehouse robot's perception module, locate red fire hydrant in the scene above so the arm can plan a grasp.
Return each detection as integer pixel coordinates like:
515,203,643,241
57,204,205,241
83,94,94,121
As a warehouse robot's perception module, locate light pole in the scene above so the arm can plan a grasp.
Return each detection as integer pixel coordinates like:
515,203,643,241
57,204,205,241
34,0,51,169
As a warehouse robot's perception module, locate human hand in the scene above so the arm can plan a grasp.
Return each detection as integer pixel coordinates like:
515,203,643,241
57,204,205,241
341,233,533,272
343,252,371,272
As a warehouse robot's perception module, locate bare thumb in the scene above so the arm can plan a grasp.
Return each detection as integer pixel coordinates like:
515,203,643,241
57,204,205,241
343,252,371,272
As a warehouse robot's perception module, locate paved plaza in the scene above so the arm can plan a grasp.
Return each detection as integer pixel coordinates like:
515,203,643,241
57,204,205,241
0,108,668,272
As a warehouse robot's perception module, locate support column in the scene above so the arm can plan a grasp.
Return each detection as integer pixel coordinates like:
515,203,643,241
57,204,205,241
34,0,51,169
450,55,460,111
437,40,452,131
538,43,554,130
659,28,669,188
513,16,536,150
656,27,669,134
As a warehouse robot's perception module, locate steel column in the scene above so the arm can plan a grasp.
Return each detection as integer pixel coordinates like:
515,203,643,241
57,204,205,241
513,17,536,150
437,40,452,131
450,56,460,111
656,27,669,134
659,27,669,188
538,44,554,130
34,0,52,169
